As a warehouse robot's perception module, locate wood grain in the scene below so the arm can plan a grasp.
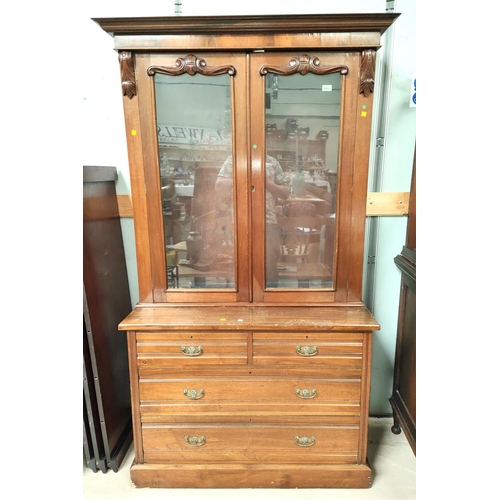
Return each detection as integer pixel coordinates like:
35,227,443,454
366,191,410,216
93,11,399,489
129,462,372,488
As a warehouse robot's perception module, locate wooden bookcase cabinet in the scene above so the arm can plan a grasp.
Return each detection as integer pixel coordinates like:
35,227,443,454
93,13,399,488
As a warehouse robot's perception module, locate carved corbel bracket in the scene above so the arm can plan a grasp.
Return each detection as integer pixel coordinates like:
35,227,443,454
260,54,348,76
360,49,376,97
148,54,236,77
119,51,136,99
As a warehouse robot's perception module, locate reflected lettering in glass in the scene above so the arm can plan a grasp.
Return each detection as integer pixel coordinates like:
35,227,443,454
154,73,235,289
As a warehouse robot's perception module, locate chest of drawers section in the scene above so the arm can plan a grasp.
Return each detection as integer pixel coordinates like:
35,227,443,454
125,322,374,487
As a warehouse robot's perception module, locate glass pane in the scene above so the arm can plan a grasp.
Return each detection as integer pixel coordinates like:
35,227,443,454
265,72,340,289
155,72,234,289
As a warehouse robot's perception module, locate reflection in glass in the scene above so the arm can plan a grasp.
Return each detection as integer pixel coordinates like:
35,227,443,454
264,72,341,289
154,73,234,289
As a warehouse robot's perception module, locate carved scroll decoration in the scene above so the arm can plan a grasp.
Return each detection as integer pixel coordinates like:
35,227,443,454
360,49,376,97
147,54,236,77
119,51,136,99
260,54,348,76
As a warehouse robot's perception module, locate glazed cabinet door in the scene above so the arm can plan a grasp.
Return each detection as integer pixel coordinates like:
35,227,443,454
249,52,370,303
130,52,251,303
126,50,374,305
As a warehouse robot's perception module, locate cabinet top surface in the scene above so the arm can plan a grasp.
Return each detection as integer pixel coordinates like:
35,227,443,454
93,13,400,37
119,305,380,331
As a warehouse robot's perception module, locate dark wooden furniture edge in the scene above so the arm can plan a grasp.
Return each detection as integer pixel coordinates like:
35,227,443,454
389,149,416,455
93,13,400,37
106,418,134,472
394,247,416,279
389,392,416,454
83,165,133,472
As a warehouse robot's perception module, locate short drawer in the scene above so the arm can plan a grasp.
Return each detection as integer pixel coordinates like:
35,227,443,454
136,331,249,367
253,332,365,366
142,421,360,464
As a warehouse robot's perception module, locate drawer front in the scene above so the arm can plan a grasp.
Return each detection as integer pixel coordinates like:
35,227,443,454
136,332,249,367
142,422,359,464
253,332,364,366
140,377,360,404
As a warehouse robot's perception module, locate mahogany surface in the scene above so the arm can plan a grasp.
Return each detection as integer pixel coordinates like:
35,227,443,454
93,13,399,37
122,304,375,487
93,13,398,488
119,305,380,331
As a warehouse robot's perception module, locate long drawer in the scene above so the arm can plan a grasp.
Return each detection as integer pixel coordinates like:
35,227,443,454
142,421,360,464
140,377,360,404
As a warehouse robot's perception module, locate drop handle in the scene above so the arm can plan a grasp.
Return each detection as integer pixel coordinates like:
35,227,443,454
296,345,318,357
184,435,206,447
183,389,205,400
295,388,317,399
295,436,316,447
181,345,203,356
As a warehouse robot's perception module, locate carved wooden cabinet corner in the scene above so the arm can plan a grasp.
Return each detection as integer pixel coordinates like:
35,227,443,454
93,13,399,488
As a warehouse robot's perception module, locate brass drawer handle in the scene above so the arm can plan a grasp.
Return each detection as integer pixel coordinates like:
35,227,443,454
181,345,203,356
296,345,318,357
183,389,205,400
295,436,316,447
295,388,317,399
184,435,206,447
